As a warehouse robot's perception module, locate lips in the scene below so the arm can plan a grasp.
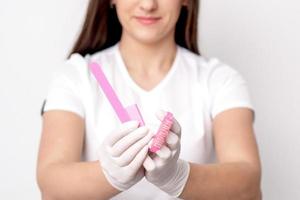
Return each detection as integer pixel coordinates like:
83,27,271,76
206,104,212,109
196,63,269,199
135,16,161,25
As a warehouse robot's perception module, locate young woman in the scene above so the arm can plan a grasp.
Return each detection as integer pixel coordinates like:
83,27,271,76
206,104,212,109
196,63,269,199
37,0,262,199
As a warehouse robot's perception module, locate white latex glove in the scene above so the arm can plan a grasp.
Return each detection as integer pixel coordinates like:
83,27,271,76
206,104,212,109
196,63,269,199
145,110,190,197
97,120,154,191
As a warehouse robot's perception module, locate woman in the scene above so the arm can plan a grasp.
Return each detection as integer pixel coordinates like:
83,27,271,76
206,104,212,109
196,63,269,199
37,0,262,199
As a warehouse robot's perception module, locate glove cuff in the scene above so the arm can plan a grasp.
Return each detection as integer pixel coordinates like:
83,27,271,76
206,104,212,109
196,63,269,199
159,159,190,197
98,160,130,191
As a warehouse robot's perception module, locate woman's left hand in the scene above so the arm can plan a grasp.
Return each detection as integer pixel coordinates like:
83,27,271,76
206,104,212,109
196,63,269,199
145,110,190,197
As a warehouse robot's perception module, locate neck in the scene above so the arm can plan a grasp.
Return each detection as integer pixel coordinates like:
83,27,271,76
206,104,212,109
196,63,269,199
118,34,177,75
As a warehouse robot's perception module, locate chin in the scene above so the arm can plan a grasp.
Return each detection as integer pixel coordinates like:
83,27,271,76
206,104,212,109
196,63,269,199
130,31,168,45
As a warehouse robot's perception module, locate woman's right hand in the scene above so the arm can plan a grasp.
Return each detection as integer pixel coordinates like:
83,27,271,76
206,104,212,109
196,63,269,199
97,120,153,191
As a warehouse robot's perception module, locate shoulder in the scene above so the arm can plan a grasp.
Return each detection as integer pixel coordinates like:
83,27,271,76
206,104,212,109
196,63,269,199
178,47,242,84
68,44,117,73
52,45,118,84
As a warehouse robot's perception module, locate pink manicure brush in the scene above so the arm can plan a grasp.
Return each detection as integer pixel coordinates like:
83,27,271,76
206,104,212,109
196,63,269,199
149,112,173,153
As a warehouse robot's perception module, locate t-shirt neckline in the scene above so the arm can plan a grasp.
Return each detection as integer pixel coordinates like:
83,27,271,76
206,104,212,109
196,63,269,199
114,42,180,96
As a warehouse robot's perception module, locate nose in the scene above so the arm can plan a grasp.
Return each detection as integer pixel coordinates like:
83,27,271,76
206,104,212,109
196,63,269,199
139,0,158,12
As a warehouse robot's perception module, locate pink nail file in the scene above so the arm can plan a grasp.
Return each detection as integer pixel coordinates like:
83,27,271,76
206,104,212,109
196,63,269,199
88,62,145,126
89,62,172,152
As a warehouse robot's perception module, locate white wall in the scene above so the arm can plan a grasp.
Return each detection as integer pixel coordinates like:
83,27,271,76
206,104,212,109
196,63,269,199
199,0,300,199
0,0,88,199
0,0,299,199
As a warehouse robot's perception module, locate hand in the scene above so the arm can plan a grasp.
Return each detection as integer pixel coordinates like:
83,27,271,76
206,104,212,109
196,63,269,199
145,110,190,197
97,120,153,191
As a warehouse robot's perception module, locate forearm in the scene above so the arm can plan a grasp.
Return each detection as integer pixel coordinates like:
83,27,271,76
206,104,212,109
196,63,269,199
179,162,261,200
37,161,120,200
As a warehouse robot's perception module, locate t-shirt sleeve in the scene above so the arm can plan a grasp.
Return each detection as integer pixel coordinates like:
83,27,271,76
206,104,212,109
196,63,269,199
207,59,255,120
41,61,85,119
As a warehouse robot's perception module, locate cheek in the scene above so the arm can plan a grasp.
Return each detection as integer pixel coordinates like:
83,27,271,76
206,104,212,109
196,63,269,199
115,8,131,29
161,11,181,32
115,2,133,22
163,4,183,25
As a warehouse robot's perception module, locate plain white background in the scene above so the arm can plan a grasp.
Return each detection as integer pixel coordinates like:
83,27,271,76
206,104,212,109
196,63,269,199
0,0,299,199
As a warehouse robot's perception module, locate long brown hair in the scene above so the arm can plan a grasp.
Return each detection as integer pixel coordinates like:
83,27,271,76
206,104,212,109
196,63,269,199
68,0,200,58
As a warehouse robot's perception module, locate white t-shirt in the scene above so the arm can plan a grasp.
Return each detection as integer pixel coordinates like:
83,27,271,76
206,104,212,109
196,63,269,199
42,43,254,199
